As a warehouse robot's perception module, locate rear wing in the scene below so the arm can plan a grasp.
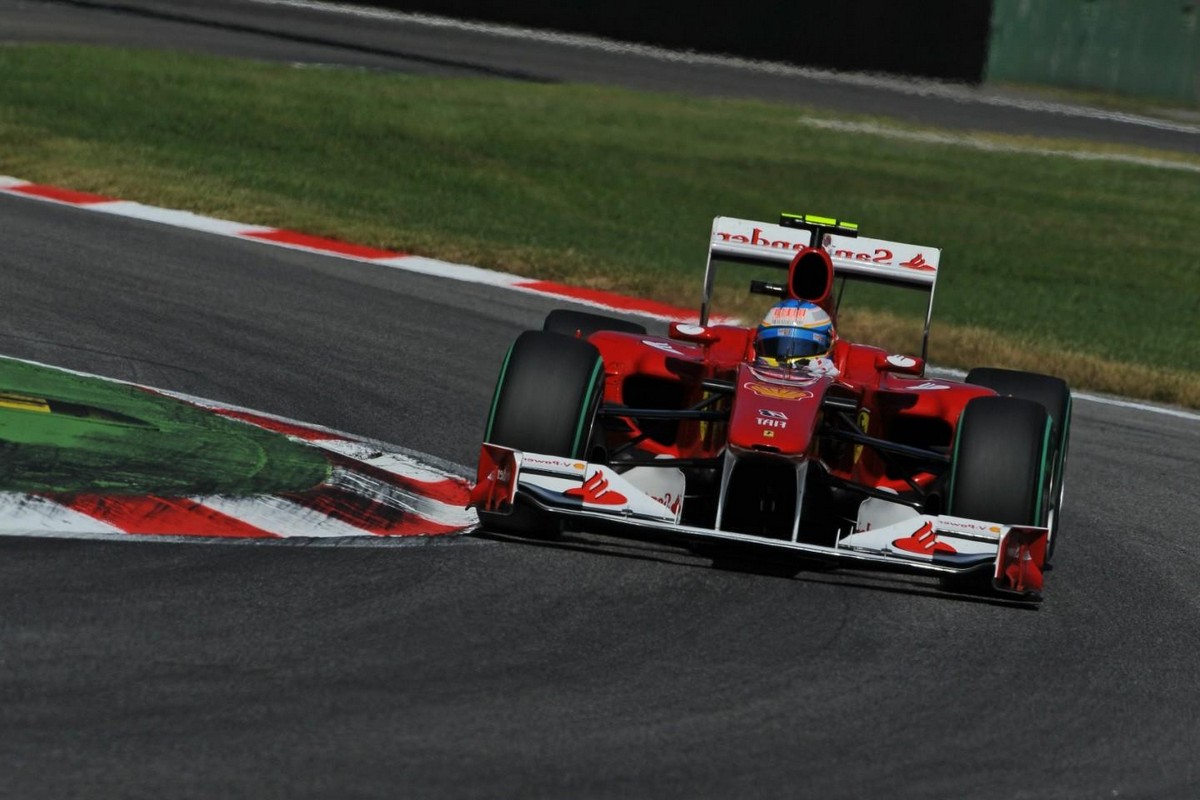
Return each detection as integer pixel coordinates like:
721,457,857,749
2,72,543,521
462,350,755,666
825,232,940,287
701,216,941,361
707,216,940,288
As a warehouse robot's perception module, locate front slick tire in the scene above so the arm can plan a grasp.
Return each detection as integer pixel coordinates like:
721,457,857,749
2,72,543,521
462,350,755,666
478,330,605,538
965,367,1071,560
944,396,1052,595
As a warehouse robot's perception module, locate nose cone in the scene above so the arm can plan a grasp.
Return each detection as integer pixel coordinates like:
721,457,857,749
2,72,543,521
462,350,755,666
729,365,833,457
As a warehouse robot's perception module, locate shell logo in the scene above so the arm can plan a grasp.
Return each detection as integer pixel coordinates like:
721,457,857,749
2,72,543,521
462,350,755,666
743,382,813,400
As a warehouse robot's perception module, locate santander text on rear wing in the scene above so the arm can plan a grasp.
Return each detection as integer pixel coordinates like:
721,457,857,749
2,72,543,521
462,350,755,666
708,216,940,289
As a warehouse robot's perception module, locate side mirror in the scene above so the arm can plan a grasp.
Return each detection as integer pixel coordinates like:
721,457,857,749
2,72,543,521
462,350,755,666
669,322,719,344
875,352,925,376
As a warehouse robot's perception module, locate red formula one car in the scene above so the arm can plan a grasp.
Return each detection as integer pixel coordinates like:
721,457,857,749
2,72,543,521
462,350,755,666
470,214,1072,599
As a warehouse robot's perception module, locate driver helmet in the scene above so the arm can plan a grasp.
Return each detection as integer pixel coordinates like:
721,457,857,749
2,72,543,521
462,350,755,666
754,299,835,368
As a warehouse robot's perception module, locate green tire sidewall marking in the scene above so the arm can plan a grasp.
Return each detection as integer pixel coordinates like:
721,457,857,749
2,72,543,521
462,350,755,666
946,402,969,515
1034,415,1053,525
1057,395,1073,484
484,340,516,442
571,358,605,459
947,401,1054,524
1047,394,1073,534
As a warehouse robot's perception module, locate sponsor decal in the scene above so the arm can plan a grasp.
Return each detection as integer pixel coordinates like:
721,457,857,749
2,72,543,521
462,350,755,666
642,339,683,355
830,246,898,264
762,429,776,438
886,354,917,369
674,324,706,336
565,471,628,506
758,409,788,420
714,227,807,251
523,455,586,471
744,382,813,400
829,247,937,273
938,517,1003,535
650,491,683,515
854,408,870,464
891,521,957,555
756,417,787,429
900,253,936,271
911,382,949,391
762,304,829,326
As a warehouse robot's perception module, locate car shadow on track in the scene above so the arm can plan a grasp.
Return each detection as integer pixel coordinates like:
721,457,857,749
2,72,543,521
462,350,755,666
469,528,1041,611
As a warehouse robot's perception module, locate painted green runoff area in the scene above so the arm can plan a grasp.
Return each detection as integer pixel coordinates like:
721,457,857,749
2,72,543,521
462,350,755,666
1,46,1197,405
0,358,329,495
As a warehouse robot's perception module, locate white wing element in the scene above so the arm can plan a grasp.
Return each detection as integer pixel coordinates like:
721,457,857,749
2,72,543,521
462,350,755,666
823,232,940,287
472,444,1048,597
708,217,940,288
709,217,813,263
515,454,685,524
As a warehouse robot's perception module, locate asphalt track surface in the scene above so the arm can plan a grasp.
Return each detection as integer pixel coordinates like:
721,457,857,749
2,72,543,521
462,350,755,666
2,3,1200,798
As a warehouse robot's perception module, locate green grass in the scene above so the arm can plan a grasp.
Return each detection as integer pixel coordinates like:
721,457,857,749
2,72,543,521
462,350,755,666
1,45,1198,403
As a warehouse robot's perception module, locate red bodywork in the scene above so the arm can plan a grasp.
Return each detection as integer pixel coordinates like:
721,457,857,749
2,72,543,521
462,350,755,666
472,215,1055,599
590,325,991,497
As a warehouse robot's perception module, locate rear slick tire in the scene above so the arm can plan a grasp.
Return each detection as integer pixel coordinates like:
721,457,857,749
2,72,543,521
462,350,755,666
478,330,605,537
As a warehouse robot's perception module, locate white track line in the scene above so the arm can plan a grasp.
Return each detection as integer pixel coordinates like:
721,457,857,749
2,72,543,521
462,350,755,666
1071,392,1200,422
798,118,1200,173
926,367,1200,422
0,178,709,323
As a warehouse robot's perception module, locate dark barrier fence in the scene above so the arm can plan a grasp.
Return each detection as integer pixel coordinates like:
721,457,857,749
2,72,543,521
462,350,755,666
342,1,994,82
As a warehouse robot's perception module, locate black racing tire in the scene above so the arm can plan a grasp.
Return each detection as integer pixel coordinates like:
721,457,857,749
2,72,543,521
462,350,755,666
965,368,1070,444
478,330,605,537
949,396,1052,526
943,396,1052,594
965,367,1072,559
945,398,1051,597
543,308,647,338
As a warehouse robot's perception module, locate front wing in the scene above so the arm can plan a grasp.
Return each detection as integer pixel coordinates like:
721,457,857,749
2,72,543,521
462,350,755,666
470,444,1048,599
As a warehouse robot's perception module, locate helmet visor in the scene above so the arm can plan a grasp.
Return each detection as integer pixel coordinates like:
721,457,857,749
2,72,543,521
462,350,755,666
757,326,831,361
